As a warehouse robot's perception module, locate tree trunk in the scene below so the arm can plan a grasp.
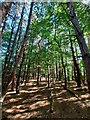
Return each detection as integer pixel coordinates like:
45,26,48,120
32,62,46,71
55,61,58,80
37,67,40,85
88,36,90,51
23,70,26,83
11,78,14,91
2,2,34,96
1,15,7,33
58,63,61,81
67,2,90,91
8,3,25,65
16,48,25,94
67,68,70,81
2,3,25,82
73,65,77,81
2,17,15,81
0,2,12,22
61,56,67,90
70,37,81,87
48,67,50,88
26,59,31,82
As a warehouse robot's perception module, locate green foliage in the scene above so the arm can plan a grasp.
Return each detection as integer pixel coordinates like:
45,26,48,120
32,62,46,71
2,2,89,80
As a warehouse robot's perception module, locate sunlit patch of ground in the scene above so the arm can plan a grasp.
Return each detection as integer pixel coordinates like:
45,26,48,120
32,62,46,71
2,79,90,119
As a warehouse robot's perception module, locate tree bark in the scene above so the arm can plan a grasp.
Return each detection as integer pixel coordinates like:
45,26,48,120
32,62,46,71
11,78,14,91
47,66,50,88
16,48,25,94
8,3,25,66
0,2,12,22
37,66,40,85
70,37,81,87
55,61,58,80
2,3,25,82
61,55,67,90
2,16,16,84
26,59,31,81
2,2,34,96
67,2,90,91
58,63,61,81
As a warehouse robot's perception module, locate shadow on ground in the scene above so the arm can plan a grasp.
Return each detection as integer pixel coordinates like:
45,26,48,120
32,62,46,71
2,78,90,119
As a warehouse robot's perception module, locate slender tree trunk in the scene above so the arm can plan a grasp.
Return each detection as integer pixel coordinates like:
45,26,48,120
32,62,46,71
72,65,74,80
73,65,77,81
48,66,50,88
16,48,25,94
83,69,86,85
3,4,25,82
8,3,25,65
2,2,34,96
23,70,26,83
55,61,58,80
67,68,70,81
70,37,81,87
32,63,35,79
40,76,42,82
88,36,90,51
67,2,90,91
58,63,61,81
1,16,7,33
2,17,15,81
61,56,67,89
26,59,31,81
37,66,40,85
11,78,14,91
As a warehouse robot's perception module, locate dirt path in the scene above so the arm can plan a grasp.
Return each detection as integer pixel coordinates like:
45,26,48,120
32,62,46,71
2,78,90,119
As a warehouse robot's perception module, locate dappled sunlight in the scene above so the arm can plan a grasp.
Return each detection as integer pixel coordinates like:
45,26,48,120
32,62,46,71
29,86,39,90
15,109,27,113
30,100,49,110
13,113,28,119
2,1,90,119
55,90,67,98
29,111,40,118
16,105,23,109
6,91,16,95
80,93,90,99
3,97,23,107
73,86,88,92
30,94,47,101
9,98,22,102
86,101,90,107
68,82,78,89
63,97,78,102
3,78,90,119
74,100,86,107
6,109,14,113
13,114,22,119
56,96,78,103
66,97,78,101
20,89,38,94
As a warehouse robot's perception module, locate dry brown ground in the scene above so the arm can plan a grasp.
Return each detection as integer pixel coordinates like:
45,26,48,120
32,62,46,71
2,78,90,119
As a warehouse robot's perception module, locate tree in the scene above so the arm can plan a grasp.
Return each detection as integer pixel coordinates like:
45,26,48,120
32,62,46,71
0,2,12,22
2,2,34,96
67,2,90,91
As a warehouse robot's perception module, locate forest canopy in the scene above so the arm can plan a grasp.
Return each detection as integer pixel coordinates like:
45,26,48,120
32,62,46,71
1,1,90,94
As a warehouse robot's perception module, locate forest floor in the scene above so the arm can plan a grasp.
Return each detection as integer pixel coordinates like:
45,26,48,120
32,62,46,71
2,78,90,120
